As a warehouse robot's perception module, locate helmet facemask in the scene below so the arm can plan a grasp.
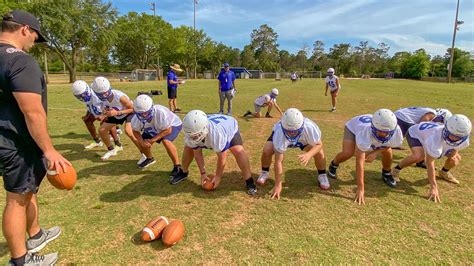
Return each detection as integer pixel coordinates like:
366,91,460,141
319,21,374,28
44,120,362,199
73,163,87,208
442,127,467,146
371,124,394,144
186,126,209,146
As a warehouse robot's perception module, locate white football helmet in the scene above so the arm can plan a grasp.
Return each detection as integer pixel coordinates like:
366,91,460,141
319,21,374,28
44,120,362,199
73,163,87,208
271,88,279,97
443,114,471,146
91,76,112,101
133,95,154,122
327,68,335,76
183,110,209,146
281,108,304,142
371,109,397,143
71,80,91,102
434,108,452,124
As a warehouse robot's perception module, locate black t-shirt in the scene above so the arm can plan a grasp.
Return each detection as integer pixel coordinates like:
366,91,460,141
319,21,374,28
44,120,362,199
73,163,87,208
0,43,47,150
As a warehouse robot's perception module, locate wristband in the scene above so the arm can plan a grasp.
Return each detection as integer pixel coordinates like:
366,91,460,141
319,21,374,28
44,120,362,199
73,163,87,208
200,171,206,175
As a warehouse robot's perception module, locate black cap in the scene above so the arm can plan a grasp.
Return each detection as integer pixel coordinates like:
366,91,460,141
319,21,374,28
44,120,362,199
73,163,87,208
2,10,46,43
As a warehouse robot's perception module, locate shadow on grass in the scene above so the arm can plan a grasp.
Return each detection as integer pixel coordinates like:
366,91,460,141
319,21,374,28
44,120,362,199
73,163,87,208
76,160,154,180
130,231,168,250
276,168,335,200
51,132,90,140
99,170,263,203
300,109,332,113
0,242,9,257
53,143,103,163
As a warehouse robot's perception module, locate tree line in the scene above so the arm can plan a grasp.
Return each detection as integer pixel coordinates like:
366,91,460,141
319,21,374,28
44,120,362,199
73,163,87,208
2,0,472,82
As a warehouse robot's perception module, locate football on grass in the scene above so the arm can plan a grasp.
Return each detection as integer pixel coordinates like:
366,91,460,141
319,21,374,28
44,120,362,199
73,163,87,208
162,220,185,247
202,174,215,191
141,216,169,242
47,165,77,190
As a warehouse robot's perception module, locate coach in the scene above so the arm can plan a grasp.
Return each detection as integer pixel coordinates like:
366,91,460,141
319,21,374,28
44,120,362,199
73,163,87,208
217,63,236,115
167,63,184,113
0,10,70,265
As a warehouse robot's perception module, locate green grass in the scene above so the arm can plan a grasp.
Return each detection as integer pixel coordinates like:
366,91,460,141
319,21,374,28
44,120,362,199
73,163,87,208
1,78,473,264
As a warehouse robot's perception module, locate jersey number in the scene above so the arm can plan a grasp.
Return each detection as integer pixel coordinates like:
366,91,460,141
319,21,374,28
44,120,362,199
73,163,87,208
209,116,227,124
419,123,438,130
359,116,372,123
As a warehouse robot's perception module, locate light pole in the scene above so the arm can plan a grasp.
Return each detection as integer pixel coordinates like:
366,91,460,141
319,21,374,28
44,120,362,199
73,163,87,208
194,0,198,79
447,0,463,83
149,2,156,17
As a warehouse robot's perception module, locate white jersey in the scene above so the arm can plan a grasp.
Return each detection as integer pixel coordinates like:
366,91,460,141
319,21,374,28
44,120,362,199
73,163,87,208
254,94,275,107
131,105,182,137
272,118,321,153
325,75,340,91
395,107,436,124
185,114,239,152
291,73,297,80
346,114,403,152
102,89,130,119
85,93,104,118
408,122,470,159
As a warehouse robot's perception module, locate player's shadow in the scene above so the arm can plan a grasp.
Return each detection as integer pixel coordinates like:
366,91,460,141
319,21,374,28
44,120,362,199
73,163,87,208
0,242,9,257
52,143,102,162
51,132,91,140
76,160,152,180
282,168,349,200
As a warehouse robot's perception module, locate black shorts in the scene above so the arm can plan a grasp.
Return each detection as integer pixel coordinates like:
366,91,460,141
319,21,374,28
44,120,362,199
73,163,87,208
167,87,177,99
406,131,422,148
397,118,413,137
0,130,46,194
104,114,132,125
222,131,243,151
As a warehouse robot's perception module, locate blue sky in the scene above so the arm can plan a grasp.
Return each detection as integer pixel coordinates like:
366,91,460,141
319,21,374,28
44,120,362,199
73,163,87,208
110,0,473,56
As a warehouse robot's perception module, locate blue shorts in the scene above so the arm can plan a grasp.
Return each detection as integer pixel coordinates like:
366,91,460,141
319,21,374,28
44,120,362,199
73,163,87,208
142,125,182,143
397,118,413,136
406,131,422,148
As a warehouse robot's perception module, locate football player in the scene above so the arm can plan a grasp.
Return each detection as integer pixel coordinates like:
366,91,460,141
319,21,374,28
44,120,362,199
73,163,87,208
71,80,121,149
391,115,471,203
243,88,283,118
324,68,341,112
394,107,452,170
170,110,258,196
327,109,403,205
91,76,141,160
256,108,330,199
131,94,183,174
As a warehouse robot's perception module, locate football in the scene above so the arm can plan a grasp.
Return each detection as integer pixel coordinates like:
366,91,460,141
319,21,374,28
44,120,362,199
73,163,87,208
47,165,77,190
202,174,215,191
162,220,185,247
141,216,169,242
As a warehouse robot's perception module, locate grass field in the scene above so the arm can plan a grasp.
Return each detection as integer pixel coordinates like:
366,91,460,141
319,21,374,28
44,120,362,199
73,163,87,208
0,78,473,264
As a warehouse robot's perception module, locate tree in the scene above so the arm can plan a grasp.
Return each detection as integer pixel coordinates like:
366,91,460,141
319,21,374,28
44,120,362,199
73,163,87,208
328,43,352,75
388,51,411,74
445,48,472,78
241,44,258,70
32,0,118,82
400,49,431,79
430,55,447,77
250,24,279,71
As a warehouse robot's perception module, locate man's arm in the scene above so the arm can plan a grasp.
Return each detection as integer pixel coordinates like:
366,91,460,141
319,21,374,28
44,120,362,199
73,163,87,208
426,155,440,203
354,147,366,205
13,92,71,172
271,151,284,199
148,127,172,143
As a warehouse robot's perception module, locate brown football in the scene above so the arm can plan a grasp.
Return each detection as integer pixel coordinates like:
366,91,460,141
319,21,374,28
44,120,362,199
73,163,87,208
202,174,215,191
162,220,185,247
141,216,169,242
47,165,77,190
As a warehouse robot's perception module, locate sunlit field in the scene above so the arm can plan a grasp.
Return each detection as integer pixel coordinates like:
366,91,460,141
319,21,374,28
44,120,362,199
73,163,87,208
1,78,473,264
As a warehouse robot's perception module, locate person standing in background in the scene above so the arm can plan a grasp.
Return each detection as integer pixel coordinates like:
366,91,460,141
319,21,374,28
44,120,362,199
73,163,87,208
167,64,184,113
217,63,236,116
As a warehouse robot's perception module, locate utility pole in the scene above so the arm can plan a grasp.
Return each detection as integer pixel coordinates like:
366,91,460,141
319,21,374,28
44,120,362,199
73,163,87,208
150,2,161,79
43,50,49,84
194,0,198,79
448,0,463,83
150,2,156,17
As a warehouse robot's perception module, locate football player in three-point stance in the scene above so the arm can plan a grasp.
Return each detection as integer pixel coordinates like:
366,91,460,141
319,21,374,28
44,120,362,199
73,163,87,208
243,88,283,118
256,108,330,199
131,94,183,174
170,110,258,196
394,107,452,170
324,68,341,112
391,114,471,203
91,76,141,161
327,109,403,204
71,80,121,150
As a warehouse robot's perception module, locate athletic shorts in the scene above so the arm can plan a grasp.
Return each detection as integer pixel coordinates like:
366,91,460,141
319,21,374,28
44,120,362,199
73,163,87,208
0,130,46,194
343,126,356,141
266,131,307,150
167,87,177,99
406,131,422,148
142,125,182,143
222,131,243,152
397,118,413,137
254,103,263,113
104,114,132,125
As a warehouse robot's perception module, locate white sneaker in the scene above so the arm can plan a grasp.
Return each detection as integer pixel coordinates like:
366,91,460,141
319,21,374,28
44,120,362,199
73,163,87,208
318,173,330,190
117,128,123,135
85,141,103,149
256,171,269,185
137,153,146,165
101,146,121,160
